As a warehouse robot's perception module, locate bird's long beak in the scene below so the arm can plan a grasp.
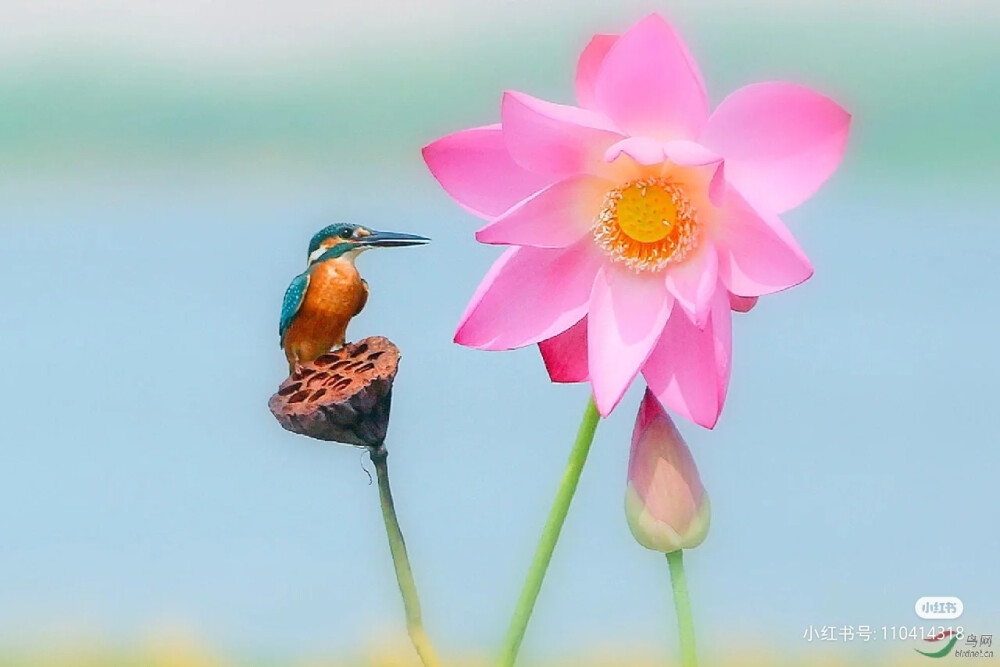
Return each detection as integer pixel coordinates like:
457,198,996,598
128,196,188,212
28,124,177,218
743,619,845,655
360,230,431,248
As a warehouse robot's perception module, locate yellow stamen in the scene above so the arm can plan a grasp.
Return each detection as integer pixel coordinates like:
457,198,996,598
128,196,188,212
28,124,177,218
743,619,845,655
593,177,699,273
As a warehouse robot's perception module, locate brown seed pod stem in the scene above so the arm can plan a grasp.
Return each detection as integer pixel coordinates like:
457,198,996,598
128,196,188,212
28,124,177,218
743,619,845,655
371,443,440,667
269,336,440,666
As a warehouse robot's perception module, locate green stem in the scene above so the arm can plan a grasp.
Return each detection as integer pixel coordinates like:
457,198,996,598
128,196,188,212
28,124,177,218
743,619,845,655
371,444,441,667
666,550,697,667
498,397,601,667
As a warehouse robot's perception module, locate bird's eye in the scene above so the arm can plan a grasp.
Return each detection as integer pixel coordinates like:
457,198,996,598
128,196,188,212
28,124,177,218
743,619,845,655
339,228,353,239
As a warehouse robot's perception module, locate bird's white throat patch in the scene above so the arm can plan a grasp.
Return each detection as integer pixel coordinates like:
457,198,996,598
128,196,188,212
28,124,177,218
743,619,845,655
308,245,369,265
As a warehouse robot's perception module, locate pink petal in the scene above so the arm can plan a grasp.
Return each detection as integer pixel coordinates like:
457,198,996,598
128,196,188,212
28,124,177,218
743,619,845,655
501,91,625,179
701,82,850,213
475,175,610,248
422,124,553,219
660,139,726,206
455,240,602,350
665,241,719,327
714,187,813,297
712,290,733,410
593,14,709,140
729,294,758,313
538,317,589,383
455,246,517,330
643,289,731,429
708,161,726,207
588,265,673,416
604,136,666,166
575,34,619,110
662,139,721,167
604,137,723,169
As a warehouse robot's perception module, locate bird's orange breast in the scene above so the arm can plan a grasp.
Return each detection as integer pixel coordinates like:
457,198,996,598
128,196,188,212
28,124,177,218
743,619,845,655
283,259,368,369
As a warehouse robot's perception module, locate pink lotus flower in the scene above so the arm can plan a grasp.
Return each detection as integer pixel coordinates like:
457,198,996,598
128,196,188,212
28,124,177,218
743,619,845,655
423,13,849,426
626,388,710,553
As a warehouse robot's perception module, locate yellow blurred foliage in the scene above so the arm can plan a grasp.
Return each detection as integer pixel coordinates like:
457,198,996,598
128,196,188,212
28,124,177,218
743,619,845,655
0,643,950,667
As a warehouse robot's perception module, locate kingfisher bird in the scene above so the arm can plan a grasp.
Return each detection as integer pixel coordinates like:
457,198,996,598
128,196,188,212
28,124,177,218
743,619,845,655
280,222,429,373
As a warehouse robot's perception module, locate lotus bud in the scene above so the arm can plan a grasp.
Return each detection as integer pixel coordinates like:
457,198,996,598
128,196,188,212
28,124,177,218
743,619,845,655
625,389,711,553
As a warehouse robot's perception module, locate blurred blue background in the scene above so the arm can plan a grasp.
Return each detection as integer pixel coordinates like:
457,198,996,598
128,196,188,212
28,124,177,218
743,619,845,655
1,0,998,663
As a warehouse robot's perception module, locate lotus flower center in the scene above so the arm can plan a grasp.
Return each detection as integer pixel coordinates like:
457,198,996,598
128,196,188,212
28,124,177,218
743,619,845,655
593,177,699,273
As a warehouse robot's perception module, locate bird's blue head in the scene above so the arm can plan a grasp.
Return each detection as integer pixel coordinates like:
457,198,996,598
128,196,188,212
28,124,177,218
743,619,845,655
307,223,429,265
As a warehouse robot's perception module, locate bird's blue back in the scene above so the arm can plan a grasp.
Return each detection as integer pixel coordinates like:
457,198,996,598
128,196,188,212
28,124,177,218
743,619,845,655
279,271,310,347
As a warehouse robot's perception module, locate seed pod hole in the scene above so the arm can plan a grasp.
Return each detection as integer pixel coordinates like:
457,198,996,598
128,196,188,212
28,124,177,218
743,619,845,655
306,373,329,388
288,390,311,404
